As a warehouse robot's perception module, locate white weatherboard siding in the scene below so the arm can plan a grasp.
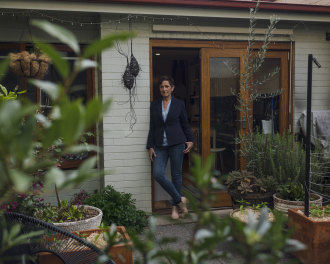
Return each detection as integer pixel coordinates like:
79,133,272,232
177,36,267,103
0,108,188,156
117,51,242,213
293,23,330,132
101,21,152,212
101,17,330,212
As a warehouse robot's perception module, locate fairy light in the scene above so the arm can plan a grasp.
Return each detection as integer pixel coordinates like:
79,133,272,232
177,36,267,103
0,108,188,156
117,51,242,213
0,9,194,28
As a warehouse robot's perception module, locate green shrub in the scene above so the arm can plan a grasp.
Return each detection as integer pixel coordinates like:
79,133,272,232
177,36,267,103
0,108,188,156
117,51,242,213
241,132,306,185
83,185,148,234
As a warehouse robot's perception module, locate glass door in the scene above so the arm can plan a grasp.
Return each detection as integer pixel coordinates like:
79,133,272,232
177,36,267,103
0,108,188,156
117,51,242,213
201,49,290,173
201,49,243,173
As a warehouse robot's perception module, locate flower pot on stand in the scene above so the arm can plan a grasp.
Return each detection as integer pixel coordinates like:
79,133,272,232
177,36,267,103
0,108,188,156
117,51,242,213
288,208,330,264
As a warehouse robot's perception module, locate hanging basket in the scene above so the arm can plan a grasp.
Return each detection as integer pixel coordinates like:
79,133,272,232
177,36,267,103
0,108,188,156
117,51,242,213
9,51,51,79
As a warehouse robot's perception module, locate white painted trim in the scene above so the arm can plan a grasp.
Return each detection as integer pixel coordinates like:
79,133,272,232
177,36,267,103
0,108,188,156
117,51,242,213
2,1,330,22
152,24,294,35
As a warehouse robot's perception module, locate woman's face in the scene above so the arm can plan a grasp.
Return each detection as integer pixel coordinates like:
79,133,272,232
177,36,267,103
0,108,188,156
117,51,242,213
160,80,174,98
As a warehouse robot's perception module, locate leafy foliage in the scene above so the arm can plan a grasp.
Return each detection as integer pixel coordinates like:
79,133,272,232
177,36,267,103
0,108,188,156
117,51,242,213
241,132,306,186
122,155,305,264
83,186,148,234
276,182,305,201
225,170,268,194
0,84,26,101
0,18,132,260
34,200,84,223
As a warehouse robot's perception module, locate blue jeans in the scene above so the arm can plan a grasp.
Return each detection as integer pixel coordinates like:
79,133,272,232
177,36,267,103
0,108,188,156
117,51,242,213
153,143,185,205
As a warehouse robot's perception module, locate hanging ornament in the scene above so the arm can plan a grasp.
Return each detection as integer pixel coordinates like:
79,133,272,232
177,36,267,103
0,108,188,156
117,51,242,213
122,59,135,90
129,38,140,77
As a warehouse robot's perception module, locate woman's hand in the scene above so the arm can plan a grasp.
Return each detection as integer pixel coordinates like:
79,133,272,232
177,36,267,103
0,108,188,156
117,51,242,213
183,142,194,154
149,148,156,162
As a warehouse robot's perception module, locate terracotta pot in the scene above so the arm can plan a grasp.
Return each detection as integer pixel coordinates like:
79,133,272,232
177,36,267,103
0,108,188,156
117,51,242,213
73,226,133,264
38,226,132,264
273,193,322,214
288,208,330,264
53,205,103,232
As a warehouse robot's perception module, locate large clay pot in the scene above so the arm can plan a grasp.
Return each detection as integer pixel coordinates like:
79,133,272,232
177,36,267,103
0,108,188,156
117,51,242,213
273,193,322,214
73,226,133,264
53,205,102,232
288,208,330,264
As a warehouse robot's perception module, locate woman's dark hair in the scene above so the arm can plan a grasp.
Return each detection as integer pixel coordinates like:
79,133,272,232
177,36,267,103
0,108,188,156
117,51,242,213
159,76,175,87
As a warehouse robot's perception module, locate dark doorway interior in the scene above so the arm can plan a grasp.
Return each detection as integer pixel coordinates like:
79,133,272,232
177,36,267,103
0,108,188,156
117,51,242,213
152,47,200,211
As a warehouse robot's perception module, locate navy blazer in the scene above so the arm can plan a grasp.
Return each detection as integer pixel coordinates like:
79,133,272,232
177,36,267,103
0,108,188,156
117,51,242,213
146,97,194,149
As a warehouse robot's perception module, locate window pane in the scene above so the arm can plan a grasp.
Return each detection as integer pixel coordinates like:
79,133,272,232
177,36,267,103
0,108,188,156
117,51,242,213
253,58,281,134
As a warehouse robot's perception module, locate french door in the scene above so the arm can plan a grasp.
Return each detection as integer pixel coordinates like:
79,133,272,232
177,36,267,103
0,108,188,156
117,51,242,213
200,48,290,172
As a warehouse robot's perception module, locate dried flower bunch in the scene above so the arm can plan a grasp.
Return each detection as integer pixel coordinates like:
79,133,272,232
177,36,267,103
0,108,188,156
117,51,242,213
9,51,51,79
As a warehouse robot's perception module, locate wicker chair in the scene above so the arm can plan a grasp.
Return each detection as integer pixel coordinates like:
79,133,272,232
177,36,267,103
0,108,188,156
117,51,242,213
1,212,114,264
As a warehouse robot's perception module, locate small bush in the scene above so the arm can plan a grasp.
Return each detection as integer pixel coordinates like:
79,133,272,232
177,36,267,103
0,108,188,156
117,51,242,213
83,185,148,233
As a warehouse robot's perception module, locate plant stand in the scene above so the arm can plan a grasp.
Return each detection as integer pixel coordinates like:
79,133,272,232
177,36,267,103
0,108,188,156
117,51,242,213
273,193,322,214
288,208,330,264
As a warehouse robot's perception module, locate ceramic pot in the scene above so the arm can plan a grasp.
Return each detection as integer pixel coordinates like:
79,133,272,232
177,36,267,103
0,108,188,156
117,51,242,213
273,193,322,214
53,205,102,232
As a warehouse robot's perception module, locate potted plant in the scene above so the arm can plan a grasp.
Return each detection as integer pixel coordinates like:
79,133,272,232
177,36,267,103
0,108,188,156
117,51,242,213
37,225,133,264
288,205,330,264
273,182,322,214
33,199,103,232
230,201,274,223
225,170,275,208
73,225,133,264
9,50,50,79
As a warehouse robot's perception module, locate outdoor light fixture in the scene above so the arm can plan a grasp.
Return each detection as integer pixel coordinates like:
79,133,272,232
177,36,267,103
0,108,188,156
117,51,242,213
155,53,160,56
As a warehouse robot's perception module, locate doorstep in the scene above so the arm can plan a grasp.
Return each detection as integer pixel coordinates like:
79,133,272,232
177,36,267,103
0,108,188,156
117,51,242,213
152,208,233,226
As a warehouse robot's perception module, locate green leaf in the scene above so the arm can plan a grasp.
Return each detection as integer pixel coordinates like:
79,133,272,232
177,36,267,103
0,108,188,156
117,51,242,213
65,144,99,154
44,167,65,188
13,114,35,160
0,84,8,96
82,32,134,58
10,169,32,192
34,41,69,79
59,100,84,145
85,98,111,129
31,19,80,54
29,79,60,101
59,156,99,188
0,57,9,83
74,59,98,72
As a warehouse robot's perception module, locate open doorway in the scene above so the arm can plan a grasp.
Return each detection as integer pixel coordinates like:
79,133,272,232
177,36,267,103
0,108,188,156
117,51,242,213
152,47,200,211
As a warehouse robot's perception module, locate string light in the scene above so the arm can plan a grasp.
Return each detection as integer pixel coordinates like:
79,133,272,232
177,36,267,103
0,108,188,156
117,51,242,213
0,9,196,28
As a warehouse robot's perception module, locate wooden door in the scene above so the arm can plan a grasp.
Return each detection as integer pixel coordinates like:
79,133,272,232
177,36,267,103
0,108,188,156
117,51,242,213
200,49,290,172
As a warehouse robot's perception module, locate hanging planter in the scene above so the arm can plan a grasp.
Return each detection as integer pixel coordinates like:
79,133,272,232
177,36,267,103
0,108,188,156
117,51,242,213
9,51,51,79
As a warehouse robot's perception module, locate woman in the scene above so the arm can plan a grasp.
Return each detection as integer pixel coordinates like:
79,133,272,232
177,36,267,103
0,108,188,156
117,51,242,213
147,76,194,219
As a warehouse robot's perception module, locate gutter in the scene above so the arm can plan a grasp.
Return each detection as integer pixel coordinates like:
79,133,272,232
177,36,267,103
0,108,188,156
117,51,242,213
2,1,330,22
54,0,330,14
